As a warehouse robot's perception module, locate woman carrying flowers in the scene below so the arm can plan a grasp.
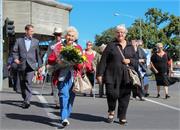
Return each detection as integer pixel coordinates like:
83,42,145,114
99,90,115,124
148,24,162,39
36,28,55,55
49,26,83,127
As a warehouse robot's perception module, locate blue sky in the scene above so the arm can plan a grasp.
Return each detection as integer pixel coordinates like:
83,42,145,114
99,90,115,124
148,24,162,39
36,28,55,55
57,0,179,49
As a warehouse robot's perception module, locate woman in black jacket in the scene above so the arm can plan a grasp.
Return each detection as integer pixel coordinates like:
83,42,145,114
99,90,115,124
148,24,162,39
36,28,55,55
96,24,138,125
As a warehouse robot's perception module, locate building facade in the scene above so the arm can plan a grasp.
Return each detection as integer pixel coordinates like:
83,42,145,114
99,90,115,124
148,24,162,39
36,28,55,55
2,0,72,89
3,0,72,35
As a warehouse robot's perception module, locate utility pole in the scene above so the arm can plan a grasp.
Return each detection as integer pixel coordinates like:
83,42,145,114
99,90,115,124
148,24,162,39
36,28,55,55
0,0,3,91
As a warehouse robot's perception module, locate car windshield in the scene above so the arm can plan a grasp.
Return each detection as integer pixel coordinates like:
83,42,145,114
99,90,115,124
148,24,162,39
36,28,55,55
173,68,180,71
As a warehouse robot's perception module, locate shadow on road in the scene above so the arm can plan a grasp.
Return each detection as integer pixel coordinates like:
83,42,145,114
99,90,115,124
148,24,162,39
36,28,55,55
0,100,22,108
6,113,62,128
70,113,107,122
0,100,55,109
52,112,107,122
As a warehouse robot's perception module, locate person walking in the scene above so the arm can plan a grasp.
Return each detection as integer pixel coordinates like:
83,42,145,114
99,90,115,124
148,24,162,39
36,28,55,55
83,41,96,96
151,43,172,99
13,24,42,109
97,24,137,125
137,40,151,97
46,27,63,108
47,26,83,127
93,44,107,97
131,39,145,101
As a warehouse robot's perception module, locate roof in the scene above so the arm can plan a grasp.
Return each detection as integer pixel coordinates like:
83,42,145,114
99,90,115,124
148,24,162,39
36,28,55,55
4,0,72,11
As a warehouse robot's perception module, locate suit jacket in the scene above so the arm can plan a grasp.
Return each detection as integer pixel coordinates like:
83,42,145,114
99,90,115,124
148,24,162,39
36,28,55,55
137,47,147,72
12,37,42,71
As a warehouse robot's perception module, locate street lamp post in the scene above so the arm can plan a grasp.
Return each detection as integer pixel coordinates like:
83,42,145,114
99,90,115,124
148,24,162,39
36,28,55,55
114,12,142,41
0,0,3,91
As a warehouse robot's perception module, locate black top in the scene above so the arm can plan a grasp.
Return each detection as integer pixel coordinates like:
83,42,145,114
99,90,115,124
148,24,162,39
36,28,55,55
151,53,170,74
97,41,138,85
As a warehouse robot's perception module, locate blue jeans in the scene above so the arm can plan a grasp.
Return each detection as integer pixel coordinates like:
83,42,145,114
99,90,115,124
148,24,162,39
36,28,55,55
58,72,75,120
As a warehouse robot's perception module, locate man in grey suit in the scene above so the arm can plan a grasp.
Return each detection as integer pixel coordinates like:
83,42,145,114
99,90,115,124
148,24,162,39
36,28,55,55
13,24,42,109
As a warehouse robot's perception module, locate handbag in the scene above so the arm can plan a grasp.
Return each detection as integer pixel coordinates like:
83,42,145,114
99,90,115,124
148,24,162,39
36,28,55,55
128,68,141,86
117,46,141,87
73,74,92,93
48,51,57,65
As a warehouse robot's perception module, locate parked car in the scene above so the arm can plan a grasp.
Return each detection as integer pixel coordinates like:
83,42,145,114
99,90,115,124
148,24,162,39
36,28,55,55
171,66,180,81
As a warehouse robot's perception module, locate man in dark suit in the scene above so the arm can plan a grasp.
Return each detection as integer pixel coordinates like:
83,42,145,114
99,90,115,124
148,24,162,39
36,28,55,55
13,24,42,109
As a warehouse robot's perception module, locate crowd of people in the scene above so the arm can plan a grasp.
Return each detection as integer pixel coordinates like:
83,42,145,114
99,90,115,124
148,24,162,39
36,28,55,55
6,23,176,127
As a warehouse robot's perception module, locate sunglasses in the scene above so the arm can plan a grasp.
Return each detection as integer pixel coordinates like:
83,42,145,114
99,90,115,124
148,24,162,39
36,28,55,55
87,44,92,46
54,33,62,36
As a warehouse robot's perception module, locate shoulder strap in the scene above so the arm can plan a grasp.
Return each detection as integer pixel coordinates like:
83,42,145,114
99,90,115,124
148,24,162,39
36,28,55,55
117,46,129,67
117,46,125,60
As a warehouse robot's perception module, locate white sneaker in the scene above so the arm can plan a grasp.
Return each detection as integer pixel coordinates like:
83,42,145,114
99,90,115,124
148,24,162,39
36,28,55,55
62,119,70,127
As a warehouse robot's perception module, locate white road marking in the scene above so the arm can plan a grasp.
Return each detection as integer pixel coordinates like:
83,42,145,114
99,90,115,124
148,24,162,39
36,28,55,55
144,98,180,111
33,90,180,120
33,91,59,119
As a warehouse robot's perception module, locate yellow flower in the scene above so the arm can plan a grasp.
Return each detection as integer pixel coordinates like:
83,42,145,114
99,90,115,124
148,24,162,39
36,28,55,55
82,55,87,61
60,45,86,64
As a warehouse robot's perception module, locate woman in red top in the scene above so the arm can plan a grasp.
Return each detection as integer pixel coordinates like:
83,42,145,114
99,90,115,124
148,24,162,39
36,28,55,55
83,41,96,96
48,26,83,127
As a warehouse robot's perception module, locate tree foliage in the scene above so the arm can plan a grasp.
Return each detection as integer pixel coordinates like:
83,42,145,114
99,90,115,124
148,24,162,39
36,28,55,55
94,8,180,61
94,27,116,46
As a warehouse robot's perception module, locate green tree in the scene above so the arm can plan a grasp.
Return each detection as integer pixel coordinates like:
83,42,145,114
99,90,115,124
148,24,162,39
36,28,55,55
94,8,180,61
94,27,116,46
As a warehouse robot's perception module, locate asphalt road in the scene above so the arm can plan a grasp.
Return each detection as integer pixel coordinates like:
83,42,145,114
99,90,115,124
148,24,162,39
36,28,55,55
0,80,180,130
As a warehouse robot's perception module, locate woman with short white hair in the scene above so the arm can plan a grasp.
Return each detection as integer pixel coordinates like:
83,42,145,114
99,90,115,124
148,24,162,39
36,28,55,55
58,26,83,127
97,24,138,125
48,26,83,127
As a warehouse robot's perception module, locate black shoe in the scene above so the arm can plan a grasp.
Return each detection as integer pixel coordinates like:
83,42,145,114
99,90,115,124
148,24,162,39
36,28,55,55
156,94,160,98
139,98,145,101
99,95,103,98
107,117,114,123
165,94,170,99
144,93,149,97
62,119,70,127
119,120,128,126
107,113,114,123
51,92,53,96
22,102,30,109
132,95,136,98
55,105,60,109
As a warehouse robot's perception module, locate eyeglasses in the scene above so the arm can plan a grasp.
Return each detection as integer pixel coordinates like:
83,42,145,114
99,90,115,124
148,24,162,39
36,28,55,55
117,31,125,34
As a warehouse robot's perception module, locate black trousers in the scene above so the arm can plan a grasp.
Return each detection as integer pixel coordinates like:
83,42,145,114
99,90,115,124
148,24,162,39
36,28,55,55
99,83,105,97
132,85,144,98
106,83,131,120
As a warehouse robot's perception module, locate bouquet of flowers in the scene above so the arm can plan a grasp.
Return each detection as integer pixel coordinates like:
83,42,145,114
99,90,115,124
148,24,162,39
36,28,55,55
60,45,86,64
